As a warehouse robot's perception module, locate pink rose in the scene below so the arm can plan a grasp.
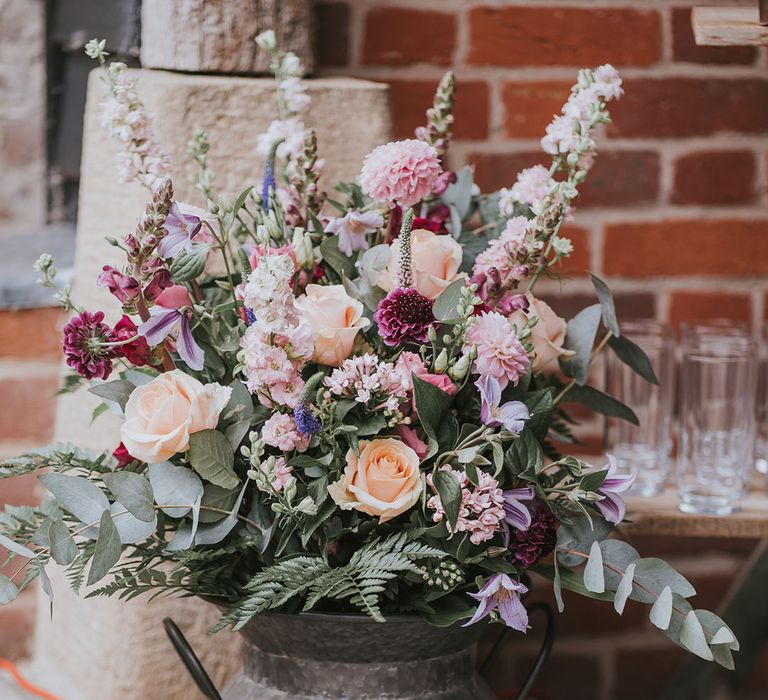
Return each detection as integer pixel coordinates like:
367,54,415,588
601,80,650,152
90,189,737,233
295,284,368,366
379,229,463,300
509,295,574,373
120,370,231,463
395,351,457,412
328,438,423,523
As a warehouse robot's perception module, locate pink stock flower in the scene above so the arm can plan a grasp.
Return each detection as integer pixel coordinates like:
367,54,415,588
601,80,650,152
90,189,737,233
504,165,554,209
266,456,294,492
262,412,308,452
465,312,530,389
359,139,442,208
427,467,505,545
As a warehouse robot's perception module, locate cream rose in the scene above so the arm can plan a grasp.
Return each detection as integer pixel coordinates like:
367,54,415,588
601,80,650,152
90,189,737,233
295,284,368,366
510,295,574,373
328,438,422,523
379,228,463,299
120,370,232,464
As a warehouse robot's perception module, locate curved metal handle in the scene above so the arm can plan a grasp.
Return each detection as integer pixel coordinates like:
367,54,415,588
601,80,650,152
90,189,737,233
163,617,223,700
479,601,557,700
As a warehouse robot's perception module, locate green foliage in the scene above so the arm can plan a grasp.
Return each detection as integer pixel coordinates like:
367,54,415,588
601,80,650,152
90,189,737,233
560,304,602,385
0,444,114,479
171,244,209,282
187,430,239,489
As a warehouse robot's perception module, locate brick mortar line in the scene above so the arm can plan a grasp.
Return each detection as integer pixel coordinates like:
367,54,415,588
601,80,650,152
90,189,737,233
452,136,768,151
332,0,758,10
537,277,768,294
0,361,61,380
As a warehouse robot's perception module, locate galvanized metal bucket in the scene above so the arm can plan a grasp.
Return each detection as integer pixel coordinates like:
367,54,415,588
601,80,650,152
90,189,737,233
221,612,495,699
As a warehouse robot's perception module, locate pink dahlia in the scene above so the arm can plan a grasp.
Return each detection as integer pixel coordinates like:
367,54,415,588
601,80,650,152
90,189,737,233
465,311,529,389
374,287,435,346
359,139,442,208
62,310,118,380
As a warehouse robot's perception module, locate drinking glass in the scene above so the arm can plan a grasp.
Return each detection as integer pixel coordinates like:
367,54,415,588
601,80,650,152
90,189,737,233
755,324,768,474
604,320,675,497
677,327,757,515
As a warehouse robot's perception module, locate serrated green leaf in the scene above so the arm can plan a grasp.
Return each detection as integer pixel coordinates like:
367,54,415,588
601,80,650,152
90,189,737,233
433,469,462,530
187,429,240,489
87,510,121,586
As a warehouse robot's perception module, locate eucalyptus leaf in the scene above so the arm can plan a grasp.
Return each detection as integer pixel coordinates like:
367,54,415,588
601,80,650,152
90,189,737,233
38,564,53,603
195,481,248,546
442,166,474,219
148,462,204,517
649,585,673,630
87,379,135,411
87,509,122,586
111,503,157,544
199,484,238,523
590,274,620,337
561,304,602,385
432,279,467,322
40,473,110,525
123,368,157,386
556,515,613,568
0,574,18,604
614,562,636,615
433,469,462,530
583,541,605,593
680,610,714,661
188,430,240,489
47,519,77,566
103,471,155,522
0,532,36,559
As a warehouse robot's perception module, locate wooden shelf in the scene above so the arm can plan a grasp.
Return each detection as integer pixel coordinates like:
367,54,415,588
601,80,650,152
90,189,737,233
624,488,768,539
692,6,768,47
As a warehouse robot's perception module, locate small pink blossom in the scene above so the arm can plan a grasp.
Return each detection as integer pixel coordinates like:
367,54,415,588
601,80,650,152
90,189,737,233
262,413,308,452
466,312,530,389
268,457,294,492
359,139,442,208
325,210,383,256
502,165,554,210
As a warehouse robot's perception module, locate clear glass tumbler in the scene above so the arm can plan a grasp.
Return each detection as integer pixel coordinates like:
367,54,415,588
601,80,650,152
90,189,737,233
604,320,675,497
677,328,757,515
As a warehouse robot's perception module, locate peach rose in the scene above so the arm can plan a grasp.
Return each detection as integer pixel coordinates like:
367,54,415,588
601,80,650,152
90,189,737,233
295,284,368,366
120,370,232,464
379,229,463,299
328,438,422,523
510,295,574,373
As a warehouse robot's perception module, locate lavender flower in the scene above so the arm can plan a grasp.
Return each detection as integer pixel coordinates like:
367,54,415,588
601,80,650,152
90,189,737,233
374,287,435,347
62,310,117,380
595,455,635,524
157,202,203,259
463,573,529,632
476,376,530,433
293,402,321,436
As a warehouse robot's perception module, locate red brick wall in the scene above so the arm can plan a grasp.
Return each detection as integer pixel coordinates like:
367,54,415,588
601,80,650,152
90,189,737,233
315,2,768,697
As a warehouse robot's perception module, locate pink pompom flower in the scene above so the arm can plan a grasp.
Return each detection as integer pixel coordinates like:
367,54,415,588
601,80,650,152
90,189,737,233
359,139,442,208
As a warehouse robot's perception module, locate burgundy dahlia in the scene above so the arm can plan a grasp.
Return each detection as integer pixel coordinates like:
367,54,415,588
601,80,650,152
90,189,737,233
374,287,435,346
62,310,118,380
509,502,558,567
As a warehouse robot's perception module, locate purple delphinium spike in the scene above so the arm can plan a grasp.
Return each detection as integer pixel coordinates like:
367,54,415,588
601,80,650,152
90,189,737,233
595,455,636,524
476,376,530,433
157,202,202,259
463,573,529,632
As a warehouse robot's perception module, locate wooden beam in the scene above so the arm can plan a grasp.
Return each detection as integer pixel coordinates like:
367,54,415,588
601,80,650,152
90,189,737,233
692,6,768,47
624,488,768,539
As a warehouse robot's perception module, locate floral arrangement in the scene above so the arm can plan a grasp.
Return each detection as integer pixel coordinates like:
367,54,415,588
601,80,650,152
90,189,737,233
0,34,737,667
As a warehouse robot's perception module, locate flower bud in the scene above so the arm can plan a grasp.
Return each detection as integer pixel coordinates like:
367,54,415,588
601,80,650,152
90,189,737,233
434,349,448,374
449,353,472,381
255,29,277,52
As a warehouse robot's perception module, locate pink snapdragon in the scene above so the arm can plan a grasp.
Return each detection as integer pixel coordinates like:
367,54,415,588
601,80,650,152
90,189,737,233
499,165,555,214
465,312,530,389
427,467,505,545
359,139,442,208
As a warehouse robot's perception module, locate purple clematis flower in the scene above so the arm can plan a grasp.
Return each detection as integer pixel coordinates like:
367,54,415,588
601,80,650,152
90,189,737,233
595,455,636,524
325,210,383,256
476,376,530,433
502,486,535,533
463,573,529,632
157,202,203,259
138,285,204,371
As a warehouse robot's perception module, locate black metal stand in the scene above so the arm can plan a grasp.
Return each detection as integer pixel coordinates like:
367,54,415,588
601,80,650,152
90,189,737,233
479,602,557,700
163,618,223,700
